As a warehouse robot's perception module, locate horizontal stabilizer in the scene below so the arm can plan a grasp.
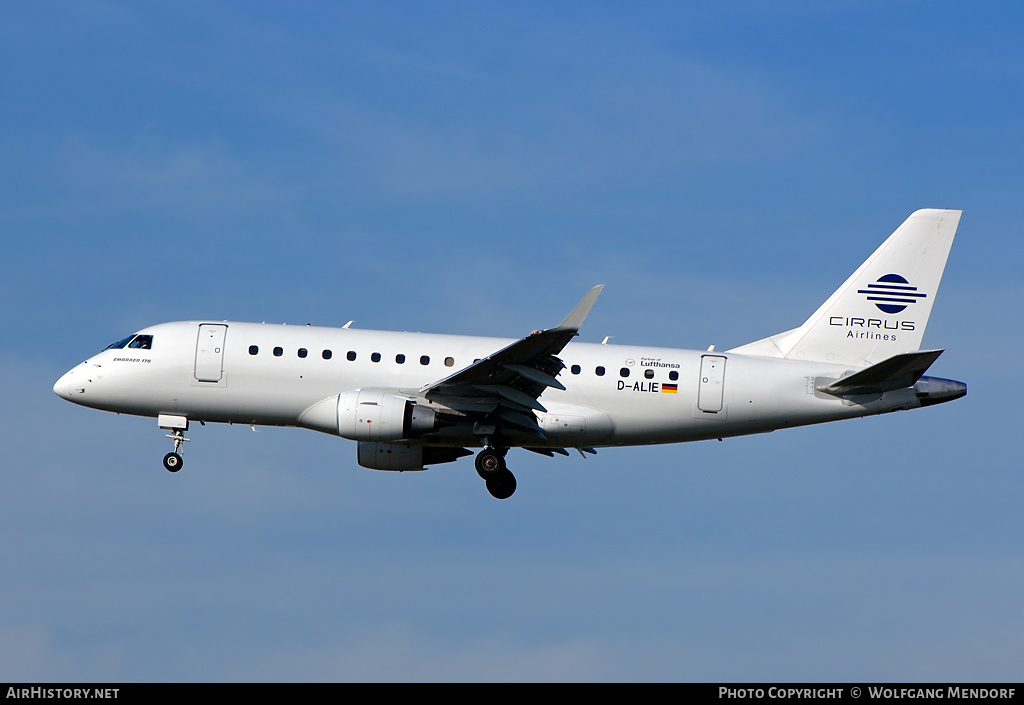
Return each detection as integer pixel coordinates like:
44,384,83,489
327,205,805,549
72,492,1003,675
819,349,943,396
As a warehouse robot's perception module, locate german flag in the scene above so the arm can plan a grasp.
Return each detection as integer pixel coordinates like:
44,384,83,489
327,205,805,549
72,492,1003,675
661,383,678,394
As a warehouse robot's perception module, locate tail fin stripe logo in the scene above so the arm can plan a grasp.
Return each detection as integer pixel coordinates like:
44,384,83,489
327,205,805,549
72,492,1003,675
866,296,917,304
859,273,927,314
866,283,918,290
863,285,927,296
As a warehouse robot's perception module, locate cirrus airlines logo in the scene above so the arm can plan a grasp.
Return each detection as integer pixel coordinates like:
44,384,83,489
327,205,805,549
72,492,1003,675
857,274,927,314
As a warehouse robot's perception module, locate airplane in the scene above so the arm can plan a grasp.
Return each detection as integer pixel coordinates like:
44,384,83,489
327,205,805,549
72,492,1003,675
53,209,966,499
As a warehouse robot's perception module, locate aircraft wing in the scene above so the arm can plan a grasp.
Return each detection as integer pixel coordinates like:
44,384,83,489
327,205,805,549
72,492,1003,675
421,286,603,436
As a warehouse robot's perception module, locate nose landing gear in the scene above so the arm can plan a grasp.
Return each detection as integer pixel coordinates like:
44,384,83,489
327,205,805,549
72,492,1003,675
475,448,516,499
158,414,189,473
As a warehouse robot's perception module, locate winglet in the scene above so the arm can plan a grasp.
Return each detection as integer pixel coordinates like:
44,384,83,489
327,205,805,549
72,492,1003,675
556,285,604,332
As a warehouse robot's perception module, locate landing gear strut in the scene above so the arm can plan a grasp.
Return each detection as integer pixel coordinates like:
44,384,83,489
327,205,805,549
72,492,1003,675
475,448,516,499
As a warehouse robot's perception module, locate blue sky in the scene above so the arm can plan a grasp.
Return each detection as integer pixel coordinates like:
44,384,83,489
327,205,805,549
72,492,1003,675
2,1,1021,681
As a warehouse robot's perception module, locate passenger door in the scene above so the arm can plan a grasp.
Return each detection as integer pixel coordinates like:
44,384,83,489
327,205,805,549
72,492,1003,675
697,355,726,413
194,324,227,382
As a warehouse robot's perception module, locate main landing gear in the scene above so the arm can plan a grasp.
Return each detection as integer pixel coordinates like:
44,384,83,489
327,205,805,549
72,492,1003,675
475,448,516,499
158,414,189,473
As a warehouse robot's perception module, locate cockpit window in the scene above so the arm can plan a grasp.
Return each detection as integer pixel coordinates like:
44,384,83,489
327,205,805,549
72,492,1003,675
105,335,136,350
105,334,154,351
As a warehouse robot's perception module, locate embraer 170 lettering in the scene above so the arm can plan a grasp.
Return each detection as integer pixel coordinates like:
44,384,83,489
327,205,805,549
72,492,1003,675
54,210,966,499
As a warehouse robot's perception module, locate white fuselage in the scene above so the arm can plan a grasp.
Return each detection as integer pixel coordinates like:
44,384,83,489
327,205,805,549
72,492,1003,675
54,320,923,449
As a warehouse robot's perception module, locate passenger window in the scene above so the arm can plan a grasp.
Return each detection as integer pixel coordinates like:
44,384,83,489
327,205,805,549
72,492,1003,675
249,345,259,355
669,370,679,381
620,368,630,378
273,347,283,357
371,352,381,363
644,369,654,379
571,365,581,375
595,366,605,376
298,348,308,358
128,335,153,349
323,350,333,360
396,354,406,364
420,355,430,365
347,351,356,361
444,356,455,367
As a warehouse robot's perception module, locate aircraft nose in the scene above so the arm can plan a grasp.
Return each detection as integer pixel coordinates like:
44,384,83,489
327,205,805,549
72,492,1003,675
53,368,76,401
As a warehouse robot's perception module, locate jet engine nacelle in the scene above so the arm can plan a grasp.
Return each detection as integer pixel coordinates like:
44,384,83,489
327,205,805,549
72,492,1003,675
298,390,438,441
358,441,425,471
357,442,474,471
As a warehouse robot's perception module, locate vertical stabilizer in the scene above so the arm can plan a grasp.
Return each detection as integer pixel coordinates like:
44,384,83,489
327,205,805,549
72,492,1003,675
729,209,961,367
